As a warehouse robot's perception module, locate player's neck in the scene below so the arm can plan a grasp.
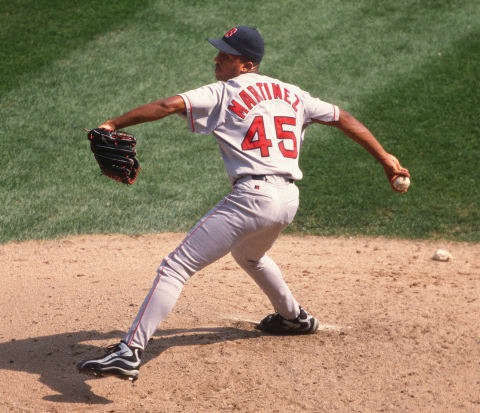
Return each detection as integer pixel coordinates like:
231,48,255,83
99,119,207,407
240,68,259,76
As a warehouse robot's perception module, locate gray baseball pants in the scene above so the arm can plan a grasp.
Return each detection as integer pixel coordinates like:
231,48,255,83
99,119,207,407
124,175,300,349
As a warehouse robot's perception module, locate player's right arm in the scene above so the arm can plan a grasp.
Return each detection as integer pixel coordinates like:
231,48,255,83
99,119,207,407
99,96,186,130
313,109,410,190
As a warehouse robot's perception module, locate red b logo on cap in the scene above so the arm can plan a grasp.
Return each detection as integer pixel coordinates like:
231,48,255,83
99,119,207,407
224,27,238,38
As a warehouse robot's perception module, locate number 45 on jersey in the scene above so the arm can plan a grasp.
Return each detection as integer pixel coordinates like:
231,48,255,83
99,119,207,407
241,116,298,159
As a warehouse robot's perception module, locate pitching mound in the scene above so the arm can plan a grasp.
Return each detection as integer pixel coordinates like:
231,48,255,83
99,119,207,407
1,234,478,412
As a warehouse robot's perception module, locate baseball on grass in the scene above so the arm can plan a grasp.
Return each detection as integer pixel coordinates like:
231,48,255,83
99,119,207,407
392,176,410,192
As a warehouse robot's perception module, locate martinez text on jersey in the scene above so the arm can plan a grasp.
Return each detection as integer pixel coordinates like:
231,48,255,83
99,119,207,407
227,82,301,119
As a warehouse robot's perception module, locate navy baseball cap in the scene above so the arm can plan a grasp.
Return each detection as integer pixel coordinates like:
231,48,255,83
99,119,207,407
207,26,264,62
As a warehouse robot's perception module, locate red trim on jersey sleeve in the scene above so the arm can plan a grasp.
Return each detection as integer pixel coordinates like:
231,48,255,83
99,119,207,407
334,105,340,121
178,94,195,132
185,95,195,132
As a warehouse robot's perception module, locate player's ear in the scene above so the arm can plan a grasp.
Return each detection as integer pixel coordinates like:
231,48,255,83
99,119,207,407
241,60,254,73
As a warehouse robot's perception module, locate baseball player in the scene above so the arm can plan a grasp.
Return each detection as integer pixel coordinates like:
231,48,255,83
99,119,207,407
77,26,410,381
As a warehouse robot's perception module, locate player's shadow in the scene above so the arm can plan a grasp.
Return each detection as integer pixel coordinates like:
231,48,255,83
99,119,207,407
0,326,262,404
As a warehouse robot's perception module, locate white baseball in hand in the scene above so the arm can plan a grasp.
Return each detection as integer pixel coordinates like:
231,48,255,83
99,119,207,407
392,176,410,192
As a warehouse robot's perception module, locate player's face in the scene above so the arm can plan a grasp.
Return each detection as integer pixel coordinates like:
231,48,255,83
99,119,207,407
214,51,246,81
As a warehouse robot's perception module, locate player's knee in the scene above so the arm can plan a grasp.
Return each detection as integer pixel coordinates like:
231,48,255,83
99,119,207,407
231,249,247,264
232,253,263,271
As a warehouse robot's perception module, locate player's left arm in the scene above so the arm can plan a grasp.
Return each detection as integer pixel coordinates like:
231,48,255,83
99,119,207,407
313,109,410,189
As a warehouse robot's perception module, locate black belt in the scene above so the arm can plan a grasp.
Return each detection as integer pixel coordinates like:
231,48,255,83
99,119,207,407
235,175,294,184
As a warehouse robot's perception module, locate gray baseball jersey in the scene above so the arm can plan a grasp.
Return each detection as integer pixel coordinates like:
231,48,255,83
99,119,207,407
178,73,339,183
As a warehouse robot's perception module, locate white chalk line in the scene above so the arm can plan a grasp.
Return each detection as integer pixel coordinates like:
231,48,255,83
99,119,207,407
224,316,350,332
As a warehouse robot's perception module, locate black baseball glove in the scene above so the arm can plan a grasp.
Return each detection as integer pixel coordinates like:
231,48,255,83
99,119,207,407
88,128,140,184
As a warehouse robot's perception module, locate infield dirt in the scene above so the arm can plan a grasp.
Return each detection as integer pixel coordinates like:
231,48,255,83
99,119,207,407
1,234,478,412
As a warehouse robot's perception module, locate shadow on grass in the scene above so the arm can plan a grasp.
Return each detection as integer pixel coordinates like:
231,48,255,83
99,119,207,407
0,327,262,404
0,0,150,96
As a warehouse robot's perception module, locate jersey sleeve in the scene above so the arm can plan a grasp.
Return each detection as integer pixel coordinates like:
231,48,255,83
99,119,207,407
177,82,225,134
301,91,339,124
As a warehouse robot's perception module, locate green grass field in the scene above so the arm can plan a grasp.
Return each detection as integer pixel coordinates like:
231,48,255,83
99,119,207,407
1,0,479,243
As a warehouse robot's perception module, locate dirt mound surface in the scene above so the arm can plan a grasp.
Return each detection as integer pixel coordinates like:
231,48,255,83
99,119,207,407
1,234,478,412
